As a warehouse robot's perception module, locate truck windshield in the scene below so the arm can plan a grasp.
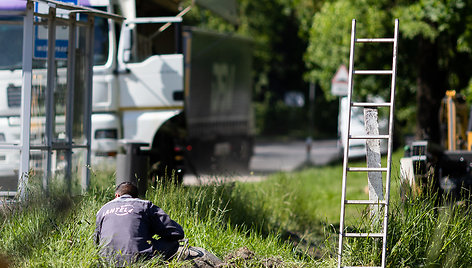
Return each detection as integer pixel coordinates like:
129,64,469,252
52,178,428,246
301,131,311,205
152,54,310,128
89,13,109,66
0,14,109,70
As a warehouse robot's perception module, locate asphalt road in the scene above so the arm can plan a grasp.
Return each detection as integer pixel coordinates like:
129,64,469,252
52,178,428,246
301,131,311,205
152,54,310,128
183,139,341,185
249,139,341,173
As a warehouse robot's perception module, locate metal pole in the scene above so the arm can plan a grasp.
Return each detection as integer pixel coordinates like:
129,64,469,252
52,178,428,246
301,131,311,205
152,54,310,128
19,1,35,200
65,12,77,193
306,82,315,163
309,82,316,136
81,16,94,192
44,5,57,191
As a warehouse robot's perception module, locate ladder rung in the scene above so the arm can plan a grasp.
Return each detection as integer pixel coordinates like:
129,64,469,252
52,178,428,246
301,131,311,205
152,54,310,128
356,38,394,43
351,102,391,108
345,200,387,205
349,135,389,139
344,232,384,238
0,191,17,197
354,70,393,75
347,167,388,172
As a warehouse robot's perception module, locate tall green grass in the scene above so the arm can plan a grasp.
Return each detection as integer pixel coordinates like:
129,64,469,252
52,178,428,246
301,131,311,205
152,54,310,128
0,171,319,267
2,149,472,267
321,151,472,267
335,188,472,267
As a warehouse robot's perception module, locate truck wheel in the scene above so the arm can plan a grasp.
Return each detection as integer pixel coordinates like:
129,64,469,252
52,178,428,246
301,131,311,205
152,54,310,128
150,114,186,185
233,138,253,173
150,161,184,185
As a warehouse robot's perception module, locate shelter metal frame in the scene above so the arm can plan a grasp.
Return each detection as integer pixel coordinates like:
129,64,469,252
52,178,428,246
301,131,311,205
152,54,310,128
0,0,122,199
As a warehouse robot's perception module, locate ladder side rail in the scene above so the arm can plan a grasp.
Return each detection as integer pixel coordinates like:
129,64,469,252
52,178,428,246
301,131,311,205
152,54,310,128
338,18,357,268
381,18,399,267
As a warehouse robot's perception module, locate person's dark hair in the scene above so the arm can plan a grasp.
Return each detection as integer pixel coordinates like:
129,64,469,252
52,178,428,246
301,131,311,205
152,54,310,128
115,182,138,198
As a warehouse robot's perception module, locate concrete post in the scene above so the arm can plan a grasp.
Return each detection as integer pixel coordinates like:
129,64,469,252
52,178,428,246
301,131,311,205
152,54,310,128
364,108,384,217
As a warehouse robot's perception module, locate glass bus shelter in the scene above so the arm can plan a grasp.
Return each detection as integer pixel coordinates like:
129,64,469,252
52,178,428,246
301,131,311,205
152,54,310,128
0,0,121,199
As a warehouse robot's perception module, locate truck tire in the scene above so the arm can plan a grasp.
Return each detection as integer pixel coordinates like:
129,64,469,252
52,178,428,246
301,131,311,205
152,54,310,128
149,151,184,185
150,115,186,185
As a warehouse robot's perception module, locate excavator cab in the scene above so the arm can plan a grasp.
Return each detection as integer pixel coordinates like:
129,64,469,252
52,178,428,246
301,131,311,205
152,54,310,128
439,90,471,151
401,90,472,200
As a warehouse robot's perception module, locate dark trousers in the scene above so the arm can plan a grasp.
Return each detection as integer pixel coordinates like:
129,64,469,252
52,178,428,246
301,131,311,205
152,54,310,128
152,239,180,260
99,239,180,266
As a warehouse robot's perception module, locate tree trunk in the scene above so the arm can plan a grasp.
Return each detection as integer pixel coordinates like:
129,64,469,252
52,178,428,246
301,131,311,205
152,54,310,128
415,37,447,143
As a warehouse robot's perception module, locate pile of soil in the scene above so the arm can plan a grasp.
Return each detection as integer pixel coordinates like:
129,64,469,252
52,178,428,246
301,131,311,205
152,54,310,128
177,246,284,268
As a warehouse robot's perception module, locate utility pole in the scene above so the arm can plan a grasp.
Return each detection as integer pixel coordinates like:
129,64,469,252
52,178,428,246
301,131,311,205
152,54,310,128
306,82,316,162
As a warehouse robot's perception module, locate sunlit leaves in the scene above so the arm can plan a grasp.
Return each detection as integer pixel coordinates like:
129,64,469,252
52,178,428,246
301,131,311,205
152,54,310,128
305,0,388,99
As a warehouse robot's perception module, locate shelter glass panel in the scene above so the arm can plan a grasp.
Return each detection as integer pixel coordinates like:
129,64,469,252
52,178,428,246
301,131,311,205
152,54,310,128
0,17,23,147
70,148,87,194
29,149,46,179
55,66,68,141
0,149,19,194
31,60,47,145
53,19,69,142
71,22,89,144
0,13,24,196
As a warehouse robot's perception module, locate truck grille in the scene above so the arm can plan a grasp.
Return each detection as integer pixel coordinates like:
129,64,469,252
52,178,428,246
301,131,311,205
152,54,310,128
7,84,21,107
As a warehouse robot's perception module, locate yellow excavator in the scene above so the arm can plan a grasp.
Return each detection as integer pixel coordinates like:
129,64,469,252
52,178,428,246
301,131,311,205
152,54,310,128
400,90,472,198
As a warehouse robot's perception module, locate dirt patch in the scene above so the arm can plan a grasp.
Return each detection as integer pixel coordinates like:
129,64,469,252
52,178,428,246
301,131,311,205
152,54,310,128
183,174,265,186
0,253,11,268
178,246,286,268
222,247,255,263
219,247,284,267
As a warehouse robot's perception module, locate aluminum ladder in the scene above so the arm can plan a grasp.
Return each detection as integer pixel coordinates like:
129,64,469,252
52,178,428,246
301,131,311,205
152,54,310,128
338,19,399,268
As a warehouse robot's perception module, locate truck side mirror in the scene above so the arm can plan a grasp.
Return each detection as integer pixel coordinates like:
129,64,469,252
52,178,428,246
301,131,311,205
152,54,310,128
122,27,132,63
118,25,133,66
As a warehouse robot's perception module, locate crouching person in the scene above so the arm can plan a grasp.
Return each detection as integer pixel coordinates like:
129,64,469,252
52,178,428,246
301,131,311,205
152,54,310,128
95,182,184,266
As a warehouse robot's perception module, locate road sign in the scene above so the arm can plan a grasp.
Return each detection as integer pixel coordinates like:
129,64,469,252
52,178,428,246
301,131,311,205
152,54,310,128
33,0,77,59
331,64,349,96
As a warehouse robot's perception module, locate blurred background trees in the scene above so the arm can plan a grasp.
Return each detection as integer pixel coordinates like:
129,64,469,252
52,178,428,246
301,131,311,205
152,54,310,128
182,0,472,142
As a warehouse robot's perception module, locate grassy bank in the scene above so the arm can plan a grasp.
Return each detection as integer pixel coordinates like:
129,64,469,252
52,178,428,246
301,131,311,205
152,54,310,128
2,149,472,267
0,171,320,267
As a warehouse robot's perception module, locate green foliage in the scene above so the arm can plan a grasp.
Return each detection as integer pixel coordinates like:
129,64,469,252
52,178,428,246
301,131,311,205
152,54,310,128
392,0,472,85
305,0,389,100
304,0,472,138
393,0,467,41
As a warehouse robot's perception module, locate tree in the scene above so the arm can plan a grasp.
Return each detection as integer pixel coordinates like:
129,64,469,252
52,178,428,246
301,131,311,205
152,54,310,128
305,0,390,96
305,0,472,143
393,0,472,142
